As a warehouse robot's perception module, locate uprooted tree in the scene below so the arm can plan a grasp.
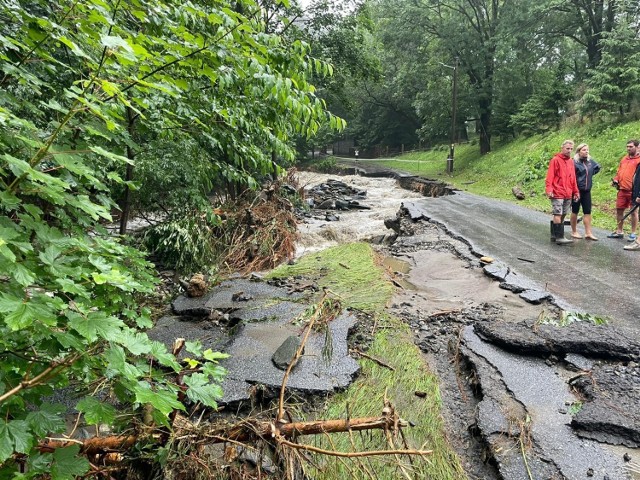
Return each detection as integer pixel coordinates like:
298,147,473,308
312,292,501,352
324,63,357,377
0,0,345,476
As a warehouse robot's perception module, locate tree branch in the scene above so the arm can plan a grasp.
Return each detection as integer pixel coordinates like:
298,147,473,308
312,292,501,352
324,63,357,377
0,354,81,404
278,438,433,458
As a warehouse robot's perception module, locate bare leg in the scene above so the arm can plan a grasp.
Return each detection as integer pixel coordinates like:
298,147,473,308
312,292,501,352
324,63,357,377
570,212,578,234
632,209,639,234
616,208,625,233
584,214,597,239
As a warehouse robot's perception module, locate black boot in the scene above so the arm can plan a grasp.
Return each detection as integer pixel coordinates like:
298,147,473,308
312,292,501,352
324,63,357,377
553,222,573,245
550,220,555,242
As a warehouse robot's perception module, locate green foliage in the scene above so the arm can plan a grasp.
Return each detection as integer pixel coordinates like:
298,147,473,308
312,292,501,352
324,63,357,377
556,311,609,327
142,207,221,274
509,65,574,136
534,308,609,327
311,315,465,480
578,19,640,118
290,1,379,150
315,156,338,173
567,401,583,416
0,0,345,472
519,149,554,184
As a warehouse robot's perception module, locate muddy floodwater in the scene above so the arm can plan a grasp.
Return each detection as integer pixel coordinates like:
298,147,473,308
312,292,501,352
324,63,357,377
295,171,424,256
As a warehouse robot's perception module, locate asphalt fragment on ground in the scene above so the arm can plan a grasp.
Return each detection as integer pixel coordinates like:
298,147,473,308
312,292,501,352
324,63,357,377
149,277,360,408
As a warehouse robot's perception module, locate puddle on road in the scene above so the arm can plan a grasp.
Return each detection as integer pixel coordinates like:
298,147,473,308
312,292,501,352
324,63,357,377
382,256,411,274
382,256,418,290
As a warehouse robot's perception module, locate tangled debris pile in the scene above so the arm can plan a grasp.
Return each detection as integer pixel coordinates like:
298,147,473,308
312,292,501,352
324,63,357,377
221,181,298,273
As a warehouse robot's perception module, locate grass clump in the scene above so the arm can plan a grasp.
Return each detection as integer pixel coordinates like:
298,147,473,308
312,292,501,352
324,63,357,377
269,243,465,479
548,310,609,327
269,242,393,312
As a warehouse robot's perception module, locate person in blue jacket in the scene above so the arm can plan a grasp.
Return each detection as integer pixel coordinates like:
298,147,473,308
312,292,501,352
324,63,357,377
570,143,601,240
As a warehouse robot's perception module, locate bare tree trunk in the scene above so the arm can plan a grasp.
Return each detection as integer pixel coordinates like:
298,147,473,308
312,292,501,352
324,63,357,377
119,106,137,235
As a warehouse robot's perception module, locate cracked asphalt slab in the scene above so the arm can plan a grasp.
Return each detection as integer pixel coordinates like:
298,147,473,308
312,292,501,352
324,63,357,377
464,325,626,480
387,214,639,480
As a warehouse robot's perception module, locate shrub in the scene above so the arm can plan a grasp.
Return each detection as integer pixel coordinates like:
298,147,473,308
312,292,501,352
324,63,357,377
142,208,222,274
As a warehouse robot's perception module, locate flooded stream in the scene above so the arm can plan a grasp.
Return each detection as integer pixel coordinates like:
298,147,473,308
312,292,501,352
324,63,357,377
294,171,424,257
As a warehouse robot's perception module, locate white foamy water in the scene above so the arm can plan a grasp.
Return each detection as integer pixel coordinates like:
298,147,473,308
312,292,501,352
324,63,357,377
294,171,424,257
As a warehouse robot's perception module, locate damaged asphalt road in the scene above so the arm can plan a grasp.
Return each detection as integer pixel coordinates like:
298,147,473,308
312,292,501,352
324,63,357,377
150,167,640,479
414,190,640,328
387,209,640,480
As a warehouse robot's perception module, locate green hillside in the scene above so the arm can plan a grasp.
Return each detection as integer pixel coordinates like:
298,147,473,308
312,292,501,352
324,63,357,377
370,120,640,233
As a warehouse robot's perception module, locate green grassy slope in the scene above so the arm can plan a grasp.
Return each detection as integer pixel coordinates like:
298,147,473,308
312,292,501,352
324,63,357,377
370,120,640,233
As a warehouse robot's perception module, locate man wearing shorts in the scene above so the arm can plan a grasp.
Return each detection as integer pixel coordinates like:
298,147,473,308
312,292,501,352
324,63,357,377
545,140,579,245
608,140,640,240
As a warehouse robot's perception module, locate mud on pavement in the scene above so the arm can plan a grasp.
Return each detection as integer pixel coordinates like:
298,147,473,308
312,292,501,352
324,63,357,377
295,169,640,479
383,200,640,480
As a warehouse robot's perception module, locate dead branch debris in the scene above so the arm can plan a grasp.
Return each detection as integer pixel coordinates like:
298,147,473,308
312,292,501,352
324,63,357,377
428,308,462,318
34,290,432,478
350,348,396,371
220,177,299,274
37,407,431,465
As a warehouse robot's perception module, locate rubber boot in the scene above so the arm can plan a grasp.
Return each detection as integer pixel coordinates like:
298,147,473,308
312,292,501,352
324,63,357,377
550,220,555,242
553,223,573,245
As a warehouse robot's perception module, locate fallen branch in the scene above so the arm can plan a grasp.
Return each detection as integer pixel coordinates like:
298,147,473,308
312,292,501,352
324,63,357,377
428,308,461,317
277,292,340,421
350,348,395,371
38,435,138,455
218,413,405,443
287,282,316,293
36,413,406,454
278,438,432,458
0,354,82,404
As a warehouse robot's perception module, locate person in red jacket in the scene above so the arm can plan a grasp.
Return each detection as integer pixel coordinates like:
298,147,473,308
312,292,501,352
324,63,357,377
545,140,579,244
607,139,640,240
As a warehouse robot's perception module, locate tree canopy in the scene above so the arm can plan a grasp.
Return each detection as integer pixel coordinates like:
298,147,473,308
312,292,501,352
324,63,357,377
0,0,344,475
304,0,640,155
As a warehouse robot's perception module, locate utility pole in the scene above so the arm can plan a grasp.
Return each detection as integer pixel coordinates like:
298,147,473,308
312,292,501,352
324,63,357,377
447,57,458,174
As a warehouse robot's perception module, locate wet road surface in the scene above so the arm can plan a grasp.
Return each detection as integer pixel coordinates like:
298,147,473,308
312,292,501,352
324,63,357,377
413,191,640,330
